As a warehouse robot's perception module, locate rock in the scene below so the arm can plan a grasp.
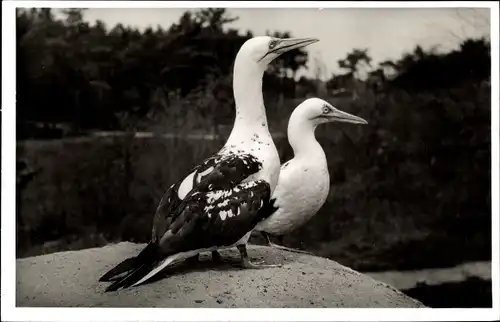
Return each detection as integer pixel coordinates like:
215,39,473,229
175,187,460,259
16,242,426,308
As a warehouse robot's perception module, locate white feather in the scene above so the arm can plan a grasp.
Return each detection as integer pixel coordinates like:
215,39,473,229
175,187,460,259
219,209,230,220
197,166,214,183
177,171,195,199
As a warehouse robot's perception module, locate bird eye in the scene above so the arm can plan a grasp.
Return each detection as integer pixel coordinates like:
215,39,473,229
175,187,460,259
322,106,330,114
269,39,278,49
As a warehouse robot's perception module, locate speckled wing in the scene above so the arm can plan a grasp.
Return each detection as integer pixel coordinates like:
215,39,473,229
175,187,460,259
157,178,275,255
150,154,221,243
155,151,277,254
151,150,262,243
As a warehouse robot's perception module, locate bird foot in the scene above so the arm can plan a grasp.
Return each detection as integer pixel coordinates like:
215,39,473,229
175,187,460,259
185,252,235,266
211,250,238,264
238,258,283,269
268,242,314,255
233,244,282,269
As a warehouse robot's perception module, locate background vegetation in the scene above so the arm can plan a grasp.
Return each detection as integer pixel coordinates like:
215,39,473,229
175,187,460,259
16,7,491,284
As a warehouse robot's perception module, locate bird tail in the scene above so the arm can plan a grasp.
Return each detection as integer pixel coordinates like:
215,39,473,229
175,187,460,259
99,256,138,282
101,242,168,292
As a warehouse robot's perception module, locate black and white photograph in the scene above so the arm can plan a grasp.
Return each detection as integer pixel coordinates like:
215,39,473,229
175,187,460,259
2,1,499,321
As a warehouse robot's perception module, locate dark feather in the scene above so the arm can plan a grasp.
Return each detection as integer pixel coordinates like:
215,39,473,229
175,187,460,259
151,150,261,241
100,151,268,291
99,256,137,282
104,242,160,292
262,197,279,217
157,179,274,254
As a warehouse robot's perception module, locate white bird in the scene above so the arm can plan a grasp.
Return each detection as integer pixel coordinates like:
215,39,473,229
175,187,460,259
99,36,319,292
253,98,368,254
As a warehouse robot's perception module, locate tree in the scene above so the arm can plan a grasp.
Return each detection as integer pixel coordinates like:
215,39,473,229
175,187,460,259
337,48,372,79
390,38,490,90
325,48,373,99
195,8,239,33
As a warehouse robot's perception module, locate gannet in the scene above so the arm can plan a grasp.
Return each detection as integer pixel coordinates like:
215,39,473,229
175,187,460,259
253,98,368,254
98,36,319,292
191,98,368,263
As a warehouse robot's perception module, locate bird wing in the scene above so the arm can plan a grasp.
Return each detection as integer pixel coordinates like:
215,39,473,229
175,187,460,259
150,148,256,242
99,152,224,283
101,152,275,291
157,178,275,254
151,145,243,241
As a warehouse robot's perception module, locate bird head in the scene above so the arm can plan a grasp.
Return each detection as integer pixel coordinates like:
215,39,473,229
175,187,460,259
237,36,319,68
300,98,368,126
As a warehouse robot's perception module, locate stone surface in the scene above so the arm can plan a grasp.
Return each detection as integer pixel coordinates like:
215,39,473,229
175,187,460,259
16,242,426,308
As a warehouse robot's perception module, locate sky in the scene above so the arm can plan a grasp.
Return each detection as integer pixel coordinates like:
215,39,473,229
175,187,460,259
57,7,490,80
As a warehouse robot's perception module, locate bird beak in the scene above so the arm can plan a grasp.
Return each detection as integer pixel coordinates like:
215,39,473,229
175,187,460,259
270,37,319,55
328,109,368,125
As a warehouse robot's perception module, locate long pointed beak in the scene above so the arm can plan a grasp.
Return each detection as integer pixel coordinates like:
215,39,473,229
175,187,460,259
271,37,319,55
329,109,368,125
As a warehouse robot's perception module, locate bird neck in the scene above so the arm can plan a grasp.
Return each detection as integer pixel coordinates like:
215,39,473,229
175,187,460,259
287,117,326,162
228,59,269,141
